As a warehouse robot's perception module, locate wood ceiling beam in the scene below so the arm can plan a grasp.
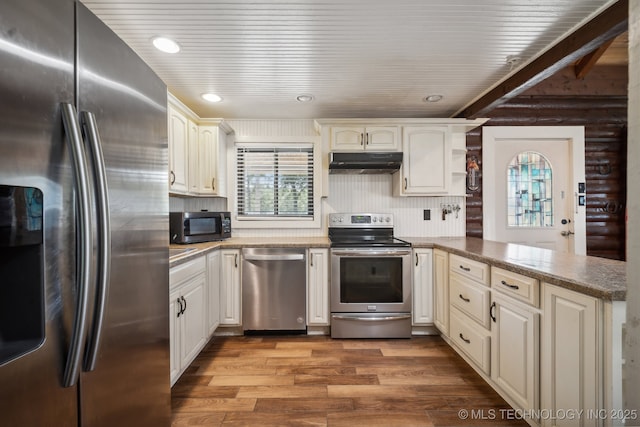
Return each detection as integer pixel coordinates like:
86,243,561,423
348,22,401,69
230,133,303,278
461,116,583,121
574,38,616,79
456,0,628,119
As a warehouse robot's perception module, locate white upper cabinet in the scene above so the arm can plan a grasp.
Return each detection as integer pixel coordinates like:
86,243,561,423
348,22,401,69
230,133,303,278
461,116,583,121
187,119,199,194
396,126,451,195
330,126,400,151
197,124,230,197
168,93,233,197
168,104,189,194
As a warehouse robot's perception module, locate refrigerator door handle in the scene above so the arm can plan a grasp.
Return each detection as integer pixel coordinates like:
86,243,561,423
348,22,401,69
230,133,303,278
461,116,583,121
60,103,93,388
81,111,111,372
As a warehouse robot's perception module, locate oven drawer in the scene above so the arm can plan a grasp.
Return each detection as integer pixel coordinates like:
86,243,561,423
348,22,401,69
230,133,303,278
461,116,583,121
449,254,490,285
491,267,539,307
330,313,411,339
450,306,491,375
449,272,490,328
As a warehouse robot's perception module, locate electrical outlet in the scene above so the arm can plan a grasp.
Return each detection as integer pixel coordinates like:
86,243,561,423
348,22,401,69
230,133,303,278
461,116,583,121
423,209,431,220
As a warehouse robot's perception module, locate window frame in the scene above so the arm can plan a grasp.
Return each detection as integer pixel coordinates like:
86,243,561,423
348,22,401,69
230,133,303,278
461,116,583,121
229,138,322,229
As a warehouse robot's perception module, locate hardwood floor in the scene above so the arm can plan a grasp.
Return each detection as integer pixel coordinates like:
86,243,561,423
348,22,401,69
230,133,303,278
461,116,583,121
171,335,529,426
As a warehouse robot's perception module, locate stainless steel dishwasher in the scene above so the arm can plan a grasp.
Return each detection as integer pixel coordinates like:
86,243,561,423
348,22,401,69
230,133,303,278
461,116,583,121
242,248,307,333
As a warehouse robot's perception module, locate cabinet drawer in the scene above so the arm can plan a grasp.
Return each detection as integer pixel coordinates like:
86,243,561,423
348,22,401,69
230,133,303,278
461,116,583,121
449,254,489,285
450,272,490,328
170,256,206,290
491,267,539,307
450,306,491,375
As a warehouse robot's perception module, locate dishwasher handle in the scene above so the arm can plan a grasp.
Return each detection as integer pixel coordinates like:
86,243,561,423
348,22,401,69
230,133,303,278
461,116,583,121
243,254,305,262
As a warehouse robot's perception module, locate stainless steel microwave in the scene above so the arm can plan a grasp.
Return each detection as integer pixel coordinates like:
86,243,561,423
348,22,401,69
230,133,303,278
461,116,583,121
169,211,231,244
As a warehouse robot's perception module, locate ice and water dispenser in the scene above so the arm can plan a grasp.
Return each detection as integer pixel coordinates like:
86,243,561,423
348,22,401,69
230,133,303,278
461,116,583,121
0,185,44,365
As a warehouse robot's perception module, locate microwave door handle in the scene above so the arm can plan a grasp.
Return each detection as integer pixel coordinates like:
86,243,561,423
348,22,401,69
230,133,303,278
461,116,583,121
81,111,111,372
220,212,225,229
60,103,93,388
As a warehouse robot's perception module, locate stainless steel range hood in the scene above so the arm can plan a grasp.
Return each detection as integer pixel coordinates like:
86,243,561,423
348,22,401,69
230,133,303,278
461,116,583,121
328,152,403,174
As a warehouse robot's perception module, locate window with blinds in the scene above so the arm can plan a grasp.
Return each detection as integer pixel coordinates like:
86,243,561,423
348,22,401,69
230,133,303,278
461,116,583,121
237,145,314,218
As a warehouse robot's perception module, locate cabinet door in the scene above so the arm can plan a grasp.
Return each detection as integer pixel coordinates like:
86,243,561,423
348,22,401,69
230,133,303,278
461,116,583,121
433,249,449,336
412,249,433,325
491,292,538,412
400,126,450,195
220,249,241,325
330,126,365,151
206,250,221,335
307,249,329,325
188,119,199,194
198,126,218,195
365,126,399,151
168,105,188,193
541,284,599,426
169,289,181,385
180,273,207,369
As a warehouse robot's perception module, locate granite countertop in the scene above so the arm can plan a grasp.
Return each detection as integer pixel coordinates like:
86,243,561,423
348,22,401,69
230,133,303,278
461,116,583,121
404,236,626,301
170,235,626,301
169,236,330,267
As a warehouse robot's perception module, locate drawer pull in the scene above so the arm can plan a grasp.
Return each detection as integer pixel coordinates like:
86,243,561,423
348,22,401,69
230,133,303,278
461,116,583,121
459,265,471,272
459,333,471,344
458,294,470,303
490,301,496,322
501,280,519,290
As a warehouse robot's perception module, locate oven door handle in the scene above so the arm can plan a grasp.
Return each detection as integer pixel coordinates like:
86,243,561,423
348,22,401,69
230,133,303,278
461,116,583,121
331,249,412,257
332,314,411,322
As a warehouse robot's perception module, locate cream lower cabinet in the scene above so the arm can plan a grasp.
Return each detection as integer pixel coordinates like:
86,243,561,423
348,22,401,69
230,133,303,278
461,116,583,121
490,267,540,414
170,256,207,385
447,254,491,375
219,249,241,326
490,291,539,414
433,249,449,336
206,250,221,335
307,248,329,326
541,283,599,427
412,249,434,325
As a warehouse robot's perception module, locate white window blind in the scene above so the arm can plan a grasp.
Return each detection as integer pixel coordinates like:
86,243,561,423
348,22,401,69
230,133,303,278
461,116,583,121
237,145,314,218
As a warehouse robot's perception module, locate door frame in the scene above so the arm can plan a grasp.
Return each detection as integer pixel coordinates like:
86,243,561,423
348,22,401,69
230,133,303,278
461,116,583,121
482,126,586,255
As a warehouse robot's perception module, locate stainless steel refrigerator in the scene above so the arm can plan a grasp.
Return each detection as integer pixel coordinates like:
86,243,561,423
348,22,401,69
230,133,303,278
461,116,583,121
0,0,171,425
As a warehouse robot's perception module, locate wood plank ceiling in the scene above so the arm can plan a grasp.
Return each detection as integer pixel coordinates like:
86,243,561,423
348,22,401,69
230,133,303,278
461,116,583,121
81,0,620,119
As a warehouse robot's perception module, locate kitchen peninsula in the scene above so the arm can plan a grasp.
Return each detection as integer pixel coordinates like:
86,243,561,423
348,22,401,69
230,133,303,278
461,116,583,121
171,236,626,300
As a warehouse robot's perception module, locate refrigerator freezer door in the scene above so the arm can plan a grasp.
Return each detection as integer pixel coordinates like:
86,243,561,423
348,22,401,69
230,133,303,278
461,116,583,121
75,4,171,426
0,0,79,425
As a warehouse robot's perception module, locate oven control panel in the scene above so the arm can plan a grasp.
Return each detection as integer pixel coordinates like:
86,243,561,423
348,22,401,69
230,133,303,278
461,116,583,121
329,213,394,228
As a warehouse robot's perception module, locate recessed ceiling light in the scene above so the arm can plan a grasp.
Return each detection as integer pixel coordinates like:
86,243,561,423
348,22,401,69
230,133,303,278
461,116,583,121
152,37,180,54
201,93,222,103
296,94,314,103
424,95,443,103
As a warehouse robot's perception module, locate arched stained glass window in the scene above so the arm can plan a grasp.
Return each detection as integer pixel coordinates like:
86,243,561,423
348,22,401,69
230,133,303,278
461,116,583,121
507,151,553,227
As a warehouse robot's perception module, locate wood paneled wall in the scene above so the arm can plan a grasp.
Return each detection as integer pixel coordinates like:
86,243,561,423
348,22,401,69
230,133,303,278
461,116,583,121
466,65,628,260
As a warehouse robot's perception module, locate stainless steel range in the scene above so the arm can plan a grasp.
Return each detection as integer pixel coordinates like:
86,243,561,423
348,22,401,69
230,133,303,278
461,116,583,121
328,213,412,338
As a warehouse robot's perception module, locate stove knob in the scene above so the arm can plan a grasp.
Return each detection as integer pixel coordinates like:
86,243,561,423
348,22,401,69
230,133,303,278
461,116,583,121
385,217,391,222
372,217,377,223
